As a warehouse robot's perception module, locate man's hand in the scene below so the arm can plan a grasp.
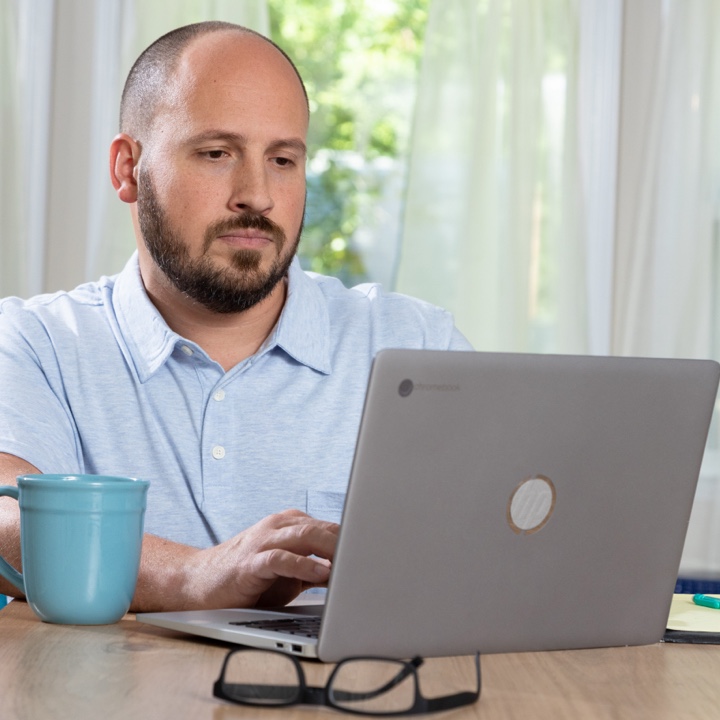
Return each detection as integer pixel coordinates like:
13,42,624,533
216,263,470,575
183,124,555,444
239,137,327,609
0,454,38,598
0,451,338,612
132,509,339,612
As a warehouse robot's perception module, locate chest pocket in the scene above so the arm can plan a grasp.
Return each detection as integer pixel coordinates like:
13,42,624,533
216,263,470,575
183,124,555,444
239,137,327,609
306,490,346,525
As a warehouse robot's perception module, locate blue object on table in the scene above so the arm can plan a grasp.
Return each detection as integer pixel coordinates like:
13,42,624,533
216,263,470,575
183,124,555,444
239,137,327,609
693,594,720,609
675,577,720,595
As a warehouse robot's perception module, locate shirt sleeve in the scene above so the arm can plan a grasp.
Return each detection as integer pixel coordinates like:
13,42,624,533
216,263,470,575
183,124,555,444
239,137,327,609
448,325,474,351
0,306,82,473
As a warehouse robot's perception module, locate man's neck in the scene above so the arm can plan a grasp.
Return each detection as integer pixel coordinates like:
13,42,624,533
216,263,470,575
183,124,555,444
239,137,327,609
141,271,288,373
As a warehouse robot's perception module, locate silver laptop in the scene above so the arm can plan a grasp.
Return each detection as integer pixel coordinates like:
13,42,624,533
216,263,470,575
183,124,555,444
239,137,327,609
138,349,720,662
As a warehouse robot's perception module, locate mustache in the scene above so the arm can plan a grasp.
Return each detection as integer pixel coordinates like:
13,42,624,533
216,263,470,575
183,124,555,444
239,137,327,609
203,213,286,251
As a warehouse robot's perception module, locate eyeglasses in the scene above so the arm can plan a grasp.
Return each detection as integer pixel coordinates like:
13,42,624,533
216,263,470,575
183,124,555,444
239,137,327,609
213,648,481,716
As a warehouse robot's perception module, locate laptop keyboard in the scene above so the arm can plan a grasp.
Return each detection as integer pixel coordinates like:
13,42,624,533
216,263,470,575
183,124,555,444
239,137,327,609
229,616,322,639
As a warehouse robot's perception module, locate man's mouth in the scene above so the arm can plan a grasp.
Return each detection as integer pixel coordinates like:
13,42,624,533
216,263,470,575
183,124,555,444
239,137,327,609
204,213,287,254
215,231,274,249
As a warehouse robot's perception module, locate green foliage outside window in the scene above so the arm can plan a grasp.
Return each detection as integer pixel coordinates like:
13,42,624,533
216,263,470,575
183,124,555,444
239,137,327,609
268,0,429,285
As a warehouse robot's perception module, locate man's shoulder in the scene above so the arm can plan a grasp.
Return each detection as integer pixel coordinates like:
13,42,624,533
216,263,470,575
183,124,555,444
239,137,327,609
300,269,466,350
0,277,115,338
305,272,452,322
306,270,447,316
0,277,113,310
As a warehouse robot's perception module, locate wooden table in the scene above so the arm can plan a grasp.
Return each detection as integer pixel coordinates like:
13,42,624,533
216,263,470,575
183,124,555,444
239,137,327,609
2,600,720,719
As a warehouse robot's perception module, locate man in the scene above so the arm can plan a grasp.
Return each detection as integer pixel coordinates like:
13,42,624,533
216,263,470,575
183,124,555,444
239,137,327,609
0,22,471,611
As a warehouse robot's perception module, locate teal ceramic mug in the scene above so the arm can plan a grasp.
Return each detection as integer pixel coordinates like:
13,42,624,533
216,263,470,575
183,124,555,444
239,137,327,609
0,474,149,624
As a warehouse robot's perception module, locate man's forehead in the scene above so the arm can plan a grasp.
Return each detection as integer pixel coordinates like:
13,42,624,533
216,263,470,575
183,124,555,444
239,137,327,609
170,31,304,105
148,31,308,144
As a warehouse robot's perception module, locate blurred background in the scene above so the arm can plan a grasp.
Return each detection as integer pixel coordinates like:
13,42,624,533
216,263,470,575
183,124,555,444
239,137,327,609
2,0,720,579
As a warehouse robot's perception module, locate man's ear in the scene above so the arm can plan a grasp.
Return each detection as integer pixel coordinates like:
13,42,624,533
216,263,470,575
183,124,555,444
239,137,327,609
109,134,142,203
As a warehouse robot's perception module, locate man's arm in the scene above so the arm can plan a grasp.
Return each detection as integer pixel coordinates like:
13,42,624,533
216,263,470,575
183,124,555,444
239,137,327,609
131,509,336,612
0,453,33,598
0,453,336,610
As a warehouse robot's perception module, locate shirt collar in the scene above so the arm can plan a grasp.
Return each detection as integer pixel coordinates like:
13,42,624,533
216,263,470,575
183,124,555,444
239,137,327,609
113,253,182,382
267,257,331,374
112,253,332,383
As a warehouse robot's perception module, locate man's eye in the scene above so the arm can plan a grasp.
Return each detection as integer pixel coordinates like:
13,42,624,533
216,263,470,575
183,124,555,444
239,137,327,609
273,157,294,167
203,150,226,160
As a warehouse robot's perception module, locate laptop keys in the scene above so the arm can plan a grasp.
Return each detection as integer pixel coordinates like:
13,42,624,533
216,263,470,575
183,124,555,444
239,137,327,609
229,616,322,639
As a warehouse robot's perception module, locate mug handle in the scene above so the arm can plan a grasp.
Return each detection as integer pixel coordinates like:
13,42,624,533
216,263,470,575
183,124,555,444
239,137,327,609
0,486,25,594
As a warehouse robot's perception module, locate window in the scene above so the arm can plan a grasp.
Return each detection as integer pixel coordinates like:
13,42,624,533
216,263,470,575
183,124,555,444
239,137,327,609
269,0,429,289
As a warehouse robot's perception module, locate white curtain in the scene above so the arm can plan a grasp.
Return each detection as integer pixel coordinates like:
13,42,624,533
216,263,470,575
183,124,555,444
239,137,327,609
396,0,589,354
398,0,720,360
614,0,720,576
577,0,622,356
613,1,720,361
0,0,55,298
0,0,269,298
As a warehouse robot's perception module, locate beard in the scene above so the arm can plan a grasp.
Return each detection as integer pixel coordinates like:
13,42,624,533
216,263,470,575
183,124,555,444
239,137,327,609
136,168,302,314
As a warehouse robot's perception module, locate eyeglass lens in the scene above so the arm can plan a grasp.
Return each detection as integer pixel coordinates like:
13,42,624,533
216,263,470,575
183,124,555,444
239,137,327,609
220,650,301,705
330,658,417,714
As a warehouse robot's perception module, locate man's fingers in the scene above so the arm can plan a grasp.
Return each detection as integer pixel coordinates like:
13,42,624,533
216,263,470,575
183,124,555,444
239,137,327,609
256,548,332,584
255,514,339,560
265,509,340,535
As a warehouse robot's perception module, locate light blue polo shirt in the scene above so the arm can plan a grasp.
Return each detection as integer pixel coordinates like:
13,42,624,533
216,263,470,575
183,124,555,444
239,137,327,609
0,253,471,548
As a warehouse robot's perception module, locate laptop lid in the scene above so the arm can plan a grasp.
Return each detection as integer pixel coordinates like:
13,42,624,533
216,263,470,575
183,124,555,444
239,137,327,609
139,350,720,662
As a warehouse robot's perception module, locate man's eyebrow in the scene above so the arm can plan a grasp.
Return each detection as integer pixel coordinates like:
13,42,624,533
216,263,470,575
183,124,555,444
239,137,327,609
185,130,247,146
267,138,307,156
184,131,306,156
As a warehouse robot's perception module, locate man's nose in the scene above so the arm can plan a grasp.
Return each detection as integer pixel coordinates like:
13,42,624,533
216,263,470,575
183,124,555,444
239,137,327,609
229,159,274,216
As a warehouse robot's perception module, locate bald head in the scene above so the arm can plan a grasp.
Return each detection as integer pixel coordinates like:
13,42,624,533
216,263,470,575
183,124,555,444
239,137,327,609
119,21,308,142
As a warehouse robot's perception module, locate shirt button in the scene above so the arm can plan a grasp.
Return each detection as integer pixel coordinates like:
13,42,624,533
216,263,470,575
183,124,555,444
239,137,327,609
181,345,194,356
212,445,226,460
213,389,226,402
